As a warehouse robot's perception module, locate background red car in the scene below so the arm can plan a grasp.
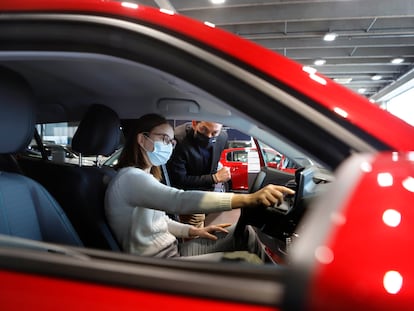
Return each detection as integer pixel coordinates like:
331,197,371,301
220,147,298,192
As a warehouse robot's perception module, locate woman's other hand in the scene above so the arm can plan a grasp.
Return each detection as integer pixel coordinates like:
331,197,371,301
189,223,231,240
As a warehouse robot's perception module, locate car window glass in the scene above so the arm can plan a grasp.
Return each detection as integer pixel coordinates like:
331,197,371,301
226,151,232,162
233,151,248,162
256,140,304,171
20,122,104,166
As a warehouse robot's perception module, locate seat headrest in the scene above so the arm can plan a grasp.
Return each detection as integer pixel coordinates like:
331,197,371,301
0,66,35,154
72,104,121,156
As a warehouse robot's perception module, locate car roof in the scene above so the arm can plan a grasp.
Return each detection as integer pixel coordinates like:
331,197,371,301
2,0,414,152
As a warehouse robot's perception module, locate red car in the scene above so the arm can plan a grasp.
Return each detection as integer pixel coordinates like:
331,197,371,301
0,1,414,311
220,147,298,192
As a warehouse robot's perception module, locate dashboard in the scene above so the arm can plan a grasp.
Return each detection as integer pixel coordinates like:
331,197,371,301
236,165,333,264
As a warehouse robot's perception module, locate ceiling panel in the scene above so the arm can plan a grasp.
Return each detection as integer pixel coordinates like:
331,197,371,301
137,0,414,101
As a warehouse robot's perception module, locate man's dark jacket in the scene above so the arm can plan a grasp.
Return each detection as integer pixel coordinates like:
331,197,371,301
167,123,227,191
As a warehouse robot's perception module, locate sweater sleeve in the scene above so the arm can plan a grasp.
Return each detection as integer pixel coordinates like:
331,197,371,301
165,216,192,237
118,168,233,215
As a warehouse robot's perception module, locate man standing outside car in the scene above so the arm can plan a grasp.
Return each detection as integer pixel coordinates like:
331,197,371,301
167,121,231,228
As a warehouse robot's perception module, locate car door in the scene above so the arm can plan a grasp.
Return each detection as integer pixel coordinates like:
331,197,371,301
221,148,249,191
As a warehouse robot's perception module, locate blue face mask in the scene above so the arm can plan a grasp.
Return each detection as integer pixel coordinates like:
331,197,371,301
146,140,173,166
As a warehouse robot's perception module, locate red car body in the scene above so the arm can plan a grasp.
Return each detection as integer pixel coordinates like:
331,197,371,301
302,152,414,310
0,1,414,311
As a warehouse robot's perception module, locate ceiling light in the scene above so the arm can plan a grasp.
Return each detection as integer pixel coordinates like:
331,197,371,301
210,0,226,4
160,8,175,15
302,66,327,85
314,59,326,66
391,58,404,64
371,75,382,81
323,32,337,41
302,66,317,74
334,78,352,84
204,21,216,28
358,88,366,94
333,107,348,118
121,2,138,9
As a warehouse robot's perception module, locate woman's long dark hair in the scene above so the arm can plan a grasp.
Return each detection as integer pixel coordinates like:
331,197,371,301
116,113,169,180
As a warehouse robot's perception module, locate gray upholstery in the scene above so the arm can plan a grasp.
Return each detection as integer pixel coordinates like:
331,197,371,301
0,66,82,246
0,173,82,245
0,154,24,174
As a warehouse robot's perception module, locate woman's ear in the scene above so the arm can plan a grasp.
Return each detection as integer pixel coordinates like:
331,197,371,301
137,133,145,148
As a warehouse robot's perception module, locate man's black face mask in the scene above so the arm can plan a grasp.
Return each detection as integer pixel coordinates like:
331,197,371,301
194,131,217,148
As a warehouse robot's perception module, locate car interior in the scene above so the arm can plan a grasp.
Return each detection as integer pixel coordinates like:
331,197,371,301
0,51,335,263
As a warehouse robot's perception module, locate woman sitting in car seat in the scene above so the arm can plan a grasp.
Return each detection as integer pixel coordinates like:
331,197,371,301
104,113,294,260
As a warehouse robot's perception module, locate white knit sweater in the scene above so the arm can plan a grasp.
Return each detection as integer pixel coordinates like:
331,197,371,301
105,167,233,256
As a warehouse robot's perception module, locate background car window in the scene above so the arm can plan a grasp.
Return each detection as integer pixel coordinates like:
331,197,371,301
21,122,103,166
233,151,248,162
263,150,281,164
256,140,304,172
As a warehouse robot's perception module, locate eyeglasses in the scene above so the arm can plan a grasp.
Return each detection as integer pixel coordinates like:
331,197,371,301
144,132,177,148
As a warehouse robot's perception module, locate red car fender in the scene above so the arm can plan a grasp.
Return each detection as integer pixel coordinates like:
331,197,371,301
290,152,414,310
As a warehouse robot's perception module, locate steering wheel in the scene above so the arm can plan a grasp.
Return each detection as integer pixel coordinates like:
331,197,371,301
234,166,312,240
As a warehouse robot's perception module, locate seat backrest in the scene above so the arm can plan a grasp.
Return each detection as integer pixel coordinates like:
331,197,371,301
0,154,24,174
71,104,122,250
0,66,82,247
18,159,119,250
72,104,121,161
20,104,122,251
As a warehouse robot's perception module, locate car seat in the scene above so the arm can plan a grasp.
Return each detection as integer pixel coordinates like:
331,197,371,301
0,66,82,246
69,104,122,250
17,104,122,251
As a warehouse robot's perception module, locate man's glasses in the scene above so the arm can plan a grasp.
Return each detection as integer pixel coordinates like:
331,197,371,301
144,132,177,148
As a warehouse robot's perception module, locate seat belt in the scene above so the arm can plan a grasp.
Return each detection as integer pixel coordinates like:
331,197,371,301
33,127,48,161
161,164,171,186
161,164,179,221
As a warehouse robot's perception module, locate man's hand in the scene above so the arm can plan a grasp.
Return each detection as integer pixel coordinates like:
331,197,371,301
214,167,231,183
188,223,231,240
